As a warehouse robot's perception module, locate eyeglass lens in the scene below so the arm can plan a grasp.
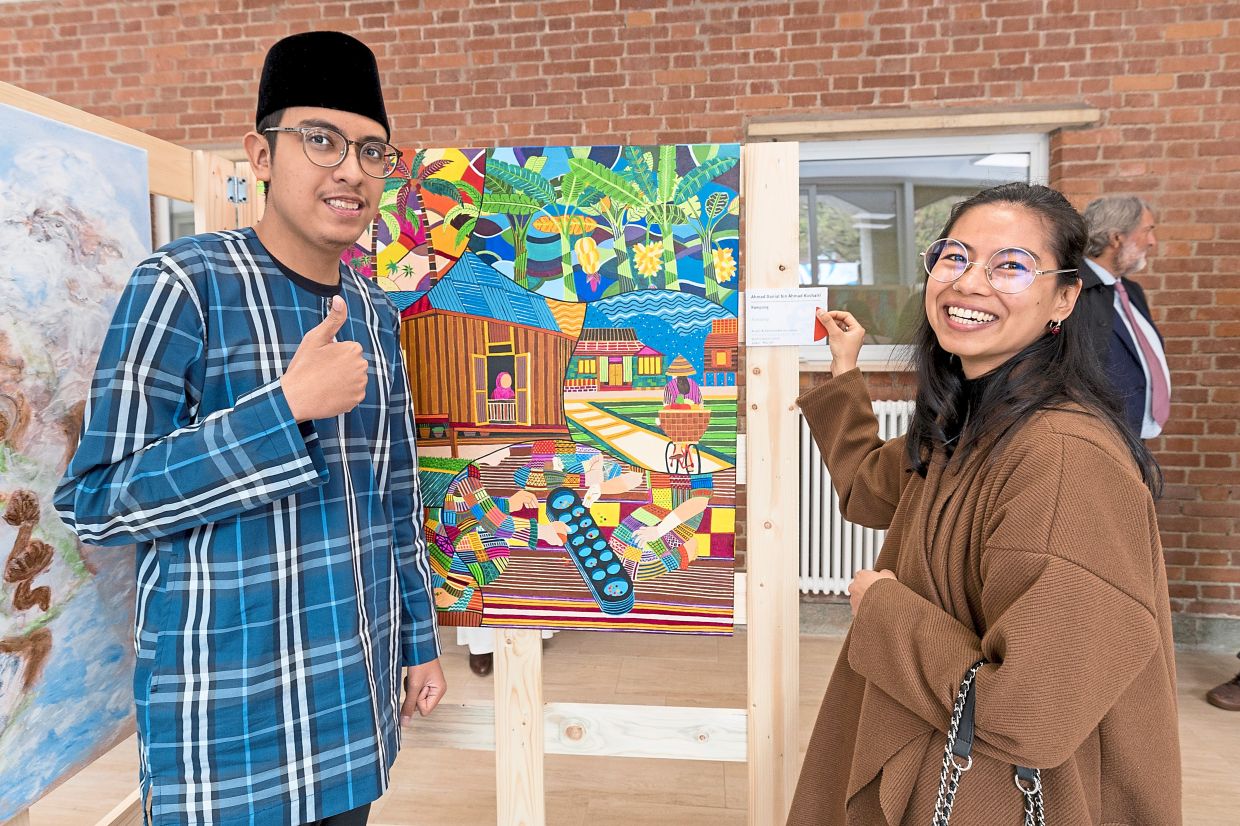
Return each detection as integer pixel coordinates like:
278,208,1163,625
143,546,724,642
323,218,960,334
923,239,1037,294
300,128,398,177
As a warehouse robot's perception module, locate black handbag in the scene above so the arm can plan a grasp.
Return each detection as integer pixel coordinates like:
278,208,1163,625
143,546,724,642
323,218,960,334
932,660,1045,826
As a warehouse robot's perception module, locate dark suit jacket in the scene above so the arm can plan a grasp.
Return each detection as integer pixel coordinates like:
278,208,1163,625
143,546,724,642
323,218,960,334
1074,261,1164,436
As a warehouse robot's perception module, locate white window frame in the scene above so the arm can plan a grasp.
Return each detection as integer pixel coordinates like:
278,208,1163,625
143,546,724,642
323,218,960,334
798,132,1050,372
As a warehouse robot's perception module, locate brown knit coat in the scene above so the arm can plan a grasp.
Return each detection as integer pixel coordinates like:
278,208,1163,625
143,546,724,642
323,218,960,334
788,369,1181,826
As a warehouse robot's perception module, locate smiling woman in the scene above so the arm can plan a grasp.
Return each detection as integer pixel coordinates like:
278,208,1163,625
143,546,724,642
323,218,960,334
792,182,1180,825
921,201,1081,379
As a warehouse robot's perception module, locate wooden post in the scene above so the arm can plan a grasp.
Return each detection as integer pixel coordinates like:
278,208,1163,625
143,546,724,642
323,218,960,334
193,150,244,233
494,628,546,826
95,790,143,826
742,141,801,826
4,810,31,826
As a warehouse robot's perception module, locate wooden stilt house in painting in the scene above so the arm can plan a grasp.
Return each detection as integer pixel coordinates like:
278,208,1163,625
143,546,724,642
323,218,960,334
703,317,738,387
400,252,584,452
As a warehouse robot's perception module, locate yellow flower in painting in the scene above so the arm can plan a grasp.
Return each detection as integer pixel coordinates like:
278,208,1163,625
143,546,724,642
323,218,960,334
575,236,603,289
574,236,600,275
712,246,737,283
633,241,663,278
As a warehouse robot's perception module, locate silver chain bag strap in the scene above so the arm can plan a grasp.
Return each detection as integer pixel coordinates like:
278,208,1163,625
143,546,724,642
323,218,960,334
932,660,1045,826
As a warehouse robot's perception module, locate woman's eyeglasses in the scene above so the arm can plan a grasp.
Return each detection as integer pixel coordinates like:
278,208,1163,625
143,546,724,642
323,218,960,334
921,238,1077,294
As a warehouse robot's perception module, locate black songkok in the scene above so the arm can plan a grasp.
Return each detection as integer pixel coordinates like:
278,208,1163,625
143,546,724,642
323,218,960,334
256,31,389,138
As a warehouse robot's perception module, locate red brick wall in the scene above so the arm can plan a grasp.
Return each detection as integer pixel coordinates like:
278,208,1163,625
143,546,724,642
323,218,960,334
3,0,1237,618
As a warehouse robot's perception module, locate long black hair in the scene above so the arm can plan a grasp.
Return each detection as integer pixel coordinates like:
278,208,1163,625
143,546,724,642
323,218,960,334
904,182,1162,497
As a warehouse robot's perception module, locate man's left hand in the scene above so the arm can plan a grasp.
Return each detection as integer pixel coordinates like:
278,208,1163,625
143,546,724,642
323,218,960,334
401,659,447,725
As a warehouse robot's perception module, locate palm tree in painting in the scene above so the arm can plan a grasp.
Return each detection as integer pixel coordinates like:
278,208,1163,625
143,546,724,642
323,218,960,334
377,150,467,289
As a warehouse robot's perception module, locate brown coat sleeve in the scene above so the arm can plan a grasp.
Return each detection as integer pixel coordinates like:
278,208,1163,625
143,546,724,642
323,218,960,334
795,368,910,531
846,415,1165,769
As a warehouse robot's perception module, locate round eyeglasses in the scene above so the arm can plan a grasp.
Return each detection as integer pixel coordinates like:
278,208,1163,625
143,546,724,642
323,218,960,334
263,126,401,179
921,238,1077,294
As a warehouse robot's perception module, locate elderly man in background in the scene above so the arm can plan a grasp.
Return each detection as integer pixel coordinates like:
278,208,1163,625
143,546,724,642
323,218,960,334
1077,195,1170,439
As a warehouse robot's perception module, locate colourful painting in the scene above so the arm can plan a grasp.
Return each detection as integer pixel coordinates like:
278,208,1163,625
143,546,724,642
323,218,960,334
354,144,739,635
0,104,149,819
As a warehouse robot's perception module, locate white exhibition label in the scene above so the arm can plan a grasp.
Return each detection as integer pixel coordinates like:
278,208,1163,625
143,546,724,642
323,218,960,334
744,287,828,347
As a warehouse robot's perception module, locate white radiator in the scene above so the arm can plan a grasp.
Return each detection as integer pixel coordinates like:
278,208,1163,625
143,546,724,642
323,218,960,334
799,400,916,594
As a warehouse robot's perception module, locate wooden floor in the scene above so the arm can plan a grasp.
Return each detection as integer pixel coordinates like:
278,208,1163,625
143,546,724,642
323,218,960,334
27,631,1240,826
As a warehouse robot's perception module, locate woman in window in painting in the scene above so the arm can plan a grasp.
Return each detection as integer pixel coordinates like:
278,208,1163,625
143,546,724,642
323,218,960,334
490,371,516,401
788,183,1180,825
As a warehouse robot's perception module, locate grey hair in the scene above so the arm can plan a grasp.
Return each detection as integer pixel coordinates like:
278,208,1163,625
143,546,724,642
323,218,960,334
1082,195,1154,258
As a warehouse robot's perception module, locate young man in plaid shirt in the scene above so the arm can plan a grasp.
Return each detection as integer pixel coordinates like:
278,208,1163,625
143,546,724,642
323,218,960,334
56,31,445,825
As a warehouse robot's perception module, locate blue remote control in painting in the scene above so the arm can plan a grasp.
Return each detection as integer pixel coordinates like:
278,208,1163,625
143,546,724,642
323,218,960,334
546,486,634,615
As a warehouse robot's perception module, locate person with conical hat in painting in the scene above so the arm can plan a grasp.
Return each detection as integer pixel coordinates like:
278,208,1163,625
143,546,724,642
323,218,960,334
663,355,703,406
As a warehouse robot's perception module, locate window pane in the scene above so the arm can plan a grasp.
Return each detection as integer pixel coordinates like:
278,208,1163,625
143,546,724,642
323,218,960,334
799,189,811,285
914,186,978,254
818,188,897,285
800,152,1030,345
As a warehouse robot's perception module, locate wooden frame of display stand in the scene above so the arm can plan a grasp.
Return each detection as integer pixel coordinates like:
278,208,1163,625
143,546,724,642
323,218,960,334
0,84,802,826
0,81,260,826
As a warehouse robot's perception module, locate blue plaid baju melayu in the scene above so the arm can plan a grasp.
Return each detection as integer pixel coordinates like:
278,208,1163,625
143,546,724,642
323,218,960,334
55,227,439,825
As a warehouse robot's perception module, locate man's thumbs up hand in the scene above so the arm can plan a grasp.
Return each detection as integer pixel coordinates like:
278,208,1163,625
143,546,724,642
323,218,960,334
281,295,368,422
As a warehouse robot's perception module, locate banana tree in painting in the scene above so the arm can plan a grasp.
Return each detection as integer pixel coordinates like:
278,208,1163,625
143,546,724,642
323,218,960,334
567,158,645,292
682,190,740,303
487,158,604,301
479,156,550,290
530,213,599,300
585,146,736,292
542,170,605,300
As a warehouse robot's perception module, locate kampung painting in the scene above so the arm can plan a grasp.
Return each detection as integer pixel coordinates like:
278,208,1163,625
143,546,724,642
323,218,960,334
350,144,739,634
0,104,148,819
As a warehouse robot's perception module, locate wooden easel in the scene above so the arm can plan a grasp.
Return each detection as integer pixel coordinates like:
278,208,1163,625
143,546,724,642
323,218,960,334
0,82,803,826
404,143,803,826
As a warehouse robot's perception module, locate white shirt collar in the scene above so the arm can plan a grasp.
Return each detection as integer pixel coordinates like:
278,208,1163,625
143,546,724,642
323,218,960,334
1085,258,1117,285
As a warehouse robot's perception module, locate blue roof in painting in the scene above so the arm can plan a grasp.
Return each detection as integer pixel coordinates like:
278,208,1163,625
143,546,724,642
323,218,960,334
419,252,562,333
387,290,427,313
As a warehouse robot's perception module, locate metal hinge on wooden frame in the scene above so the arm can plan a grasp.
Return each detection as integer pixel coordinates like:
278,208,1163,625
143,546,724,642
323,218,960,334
226,176,248,205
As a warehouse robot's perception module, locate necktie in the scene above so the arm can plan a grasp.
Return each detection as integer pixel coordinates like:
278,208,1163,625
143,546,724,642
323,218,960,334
1113,279,1170,426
